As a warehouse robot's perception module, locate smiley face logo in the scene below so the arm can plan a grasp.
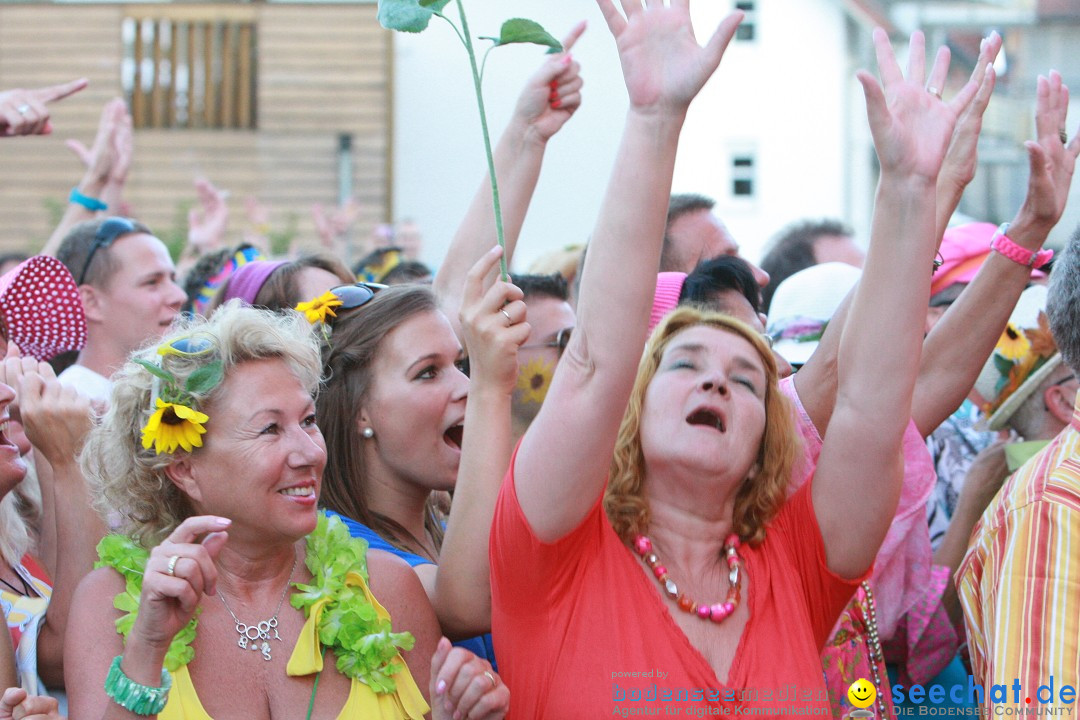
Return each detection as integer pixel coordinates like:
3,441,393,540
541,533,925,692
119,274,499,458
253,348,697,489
847,679,876,709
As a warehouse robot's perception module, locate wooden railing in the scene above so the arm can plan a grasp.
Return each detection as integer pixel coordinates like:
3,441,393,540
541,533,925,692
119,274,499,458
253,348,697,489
125,5,257,129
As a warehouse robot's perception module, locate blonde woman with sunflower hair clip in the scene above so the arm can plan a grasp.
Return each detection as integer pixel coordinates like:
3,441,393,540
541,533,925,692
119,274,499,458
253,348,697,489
66,303,503,720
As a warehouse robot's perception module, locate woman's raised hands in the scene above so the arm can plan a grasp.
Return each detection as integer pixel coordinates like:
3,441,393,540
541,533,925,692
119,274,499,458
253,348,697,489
595,0,743,114
858,29,979,182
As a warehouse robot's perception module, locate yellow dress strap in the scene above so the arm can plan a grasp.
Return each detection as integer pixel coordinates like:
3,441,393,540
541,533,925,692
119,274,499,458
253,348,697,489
157,666,211,720
288,570,429,720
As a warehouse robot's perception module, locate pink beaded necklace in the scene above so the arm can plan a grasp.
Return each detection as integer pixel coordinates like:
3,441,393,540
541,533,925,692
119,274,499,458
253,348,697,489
632,533,744,623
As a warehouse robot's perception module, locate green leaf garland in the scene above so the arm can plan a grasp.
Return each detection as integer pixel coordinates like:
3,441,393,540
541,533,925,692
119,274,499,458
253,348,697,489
96,515,415,693
94,535,200,672
292,514,416,693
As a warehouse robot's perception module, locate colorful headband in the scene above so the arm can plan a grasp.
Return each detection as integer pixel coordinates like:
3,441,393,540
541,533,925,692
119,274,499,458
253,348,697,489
221,260,287,306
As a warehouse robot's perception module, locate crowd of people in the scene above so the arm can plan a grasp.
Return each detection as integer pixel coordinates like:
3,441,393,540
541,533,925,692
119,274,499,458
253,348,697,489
0,1,1077,718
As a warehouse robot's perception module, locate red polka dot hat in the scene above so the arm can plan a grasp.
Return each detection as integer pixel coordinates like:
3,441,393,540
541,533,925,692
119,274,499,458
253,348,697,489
0,255,87,360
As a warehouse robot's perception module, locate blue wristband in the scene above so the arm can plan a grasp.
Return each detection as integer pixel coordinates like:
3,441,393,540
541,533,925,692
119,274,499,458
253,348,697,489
69,186,108,212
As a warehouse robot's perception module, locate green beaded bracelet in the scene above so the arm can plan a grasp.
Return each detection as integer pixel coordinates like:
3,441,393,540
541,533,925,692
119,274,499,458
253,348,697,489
104,655,172,715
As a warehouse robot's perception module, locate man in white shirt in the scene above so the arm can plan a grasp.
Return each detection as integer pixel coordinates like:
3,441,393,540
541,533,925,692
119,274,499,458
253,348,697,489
56,217,186,405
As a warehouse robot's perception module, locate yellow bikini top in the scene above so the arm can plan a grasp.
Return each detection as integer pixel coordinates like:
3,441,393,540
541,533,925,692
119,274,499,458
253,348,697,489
97,516,429,720
158,575,427,720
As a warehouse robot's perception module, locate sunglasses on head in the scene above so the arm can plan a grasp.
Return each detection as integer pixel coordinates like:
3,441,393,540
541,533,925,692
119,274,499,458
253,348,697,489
522,326,573,358
77,217,139,286
158,333,215,359
327,282,387,315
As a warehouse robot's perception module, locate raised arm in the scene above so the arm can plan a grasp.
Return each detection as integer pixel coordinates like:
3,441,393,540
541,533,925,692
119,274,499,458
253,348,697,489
933,33,1000,244
813,30,973,578
793,34,995,436
433,246,528,637
41,98,132,257
913,70,1079,436
515,0,743,543
433,23,585,335
19,372,102,689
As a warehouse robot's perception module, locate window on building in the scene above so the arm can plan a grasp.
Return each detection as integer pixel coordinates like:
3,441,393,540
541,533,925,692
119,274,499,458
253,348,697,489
735,1,756,42
122,10,258,130
732,154,755,197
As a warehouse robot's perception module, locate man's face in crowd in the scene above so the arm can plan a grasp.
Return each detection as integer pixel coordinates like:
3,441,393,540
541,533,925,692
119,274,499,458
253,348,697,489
512,296,576,432
90,233,186,352
668,209,769,287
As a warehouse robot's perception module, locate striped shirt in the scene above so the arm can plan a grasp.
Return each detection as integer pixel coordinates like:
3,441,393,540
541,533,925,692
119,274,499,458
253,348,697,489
956,389,1080,705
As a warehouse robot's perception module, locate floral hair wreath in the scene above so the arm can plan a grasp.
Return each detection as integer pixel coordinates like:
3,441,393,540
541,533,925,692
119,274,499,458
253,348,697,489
135,335,223,455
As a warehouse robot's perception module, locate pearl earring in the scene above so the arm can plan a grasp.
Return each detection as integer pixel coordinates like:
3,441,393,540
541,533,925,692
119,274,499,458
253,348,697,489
362,427,374,439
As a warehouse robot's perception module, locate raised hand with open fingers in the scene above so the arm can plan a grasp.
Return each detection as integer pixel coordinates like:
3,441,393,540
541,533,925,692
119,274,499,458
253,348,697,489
1014,70,1080,233
596,0,743,114
0,77,87,137
935,32,1001,239
858,29,977,182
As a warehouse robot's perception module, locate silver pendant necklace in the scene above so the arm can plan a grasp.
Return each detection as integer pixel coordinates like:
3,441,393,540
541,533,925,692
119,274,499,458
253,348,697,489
217,552,297,661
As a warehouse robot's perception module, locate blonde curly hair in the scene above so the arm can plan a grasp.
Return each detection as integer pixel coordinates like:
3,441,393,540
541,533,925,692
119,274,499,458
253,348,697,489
604,307,800,548
81,302,322,547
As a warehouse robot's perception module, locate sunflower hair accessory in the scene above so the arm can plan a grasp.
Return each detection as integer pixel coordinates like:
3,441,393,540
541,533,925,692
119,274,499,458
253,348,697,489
296,290,344,326
134,334,223,455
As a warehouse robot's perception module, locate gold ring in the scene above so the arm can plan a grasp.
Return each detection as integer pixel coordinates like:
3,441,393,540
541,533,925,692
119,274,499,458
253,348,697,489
483,670,497,689
927,86,942,100
1060,129,1069,144
166,555,180,576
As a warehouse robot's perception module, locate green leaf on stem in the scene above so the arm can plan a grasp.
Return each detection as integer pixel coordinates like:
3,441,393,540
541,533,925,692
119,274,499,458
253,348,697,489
377,0,451,33
132,358,172,382
480,18,563,53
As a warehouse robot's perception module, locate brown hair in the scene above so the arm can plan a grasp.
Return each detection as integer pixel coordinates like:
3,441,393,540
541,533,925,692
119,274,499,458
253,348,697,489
56,217,154,288
317,284,447,559
604,307,799,547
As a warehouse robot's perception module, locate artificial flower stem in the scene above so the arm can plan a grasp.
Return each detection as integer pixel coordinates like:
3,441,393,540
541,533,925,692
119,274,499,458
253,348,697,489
454,0,509,281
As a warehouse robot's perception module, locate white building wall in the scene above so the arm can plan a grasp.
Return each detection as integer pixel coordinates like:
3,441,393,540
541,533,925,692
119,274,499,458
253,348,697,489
392,1,866,271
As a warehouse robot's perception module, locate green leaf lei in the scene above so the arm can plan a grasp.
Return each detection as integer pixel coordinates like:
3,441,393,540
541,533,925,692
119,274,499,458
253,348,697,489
95,534,199,672
95,514,415,692
292,514,416,693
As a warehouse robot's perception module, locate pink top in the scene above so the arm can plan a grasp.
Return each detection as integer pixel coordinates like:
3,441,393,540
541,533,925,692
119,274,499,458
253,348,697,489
779,376,957,684
490,450,863,719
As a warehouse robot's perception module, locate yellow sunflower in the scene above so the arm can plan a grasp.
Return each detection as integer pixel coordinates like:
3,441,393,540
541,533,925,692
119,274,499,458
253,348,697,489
141,399,209,454
295,291,344,324
516,357,554,405
995,323,1031,362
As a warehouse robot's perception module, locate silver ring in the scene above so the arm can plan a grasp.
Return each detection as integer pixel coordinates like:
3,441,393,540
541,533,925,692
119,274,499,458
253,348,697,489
500,308,512,325
1060,129,1069,145
166,555,180,576
483,670,497,689
927,87,942,100
15,104,30,116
